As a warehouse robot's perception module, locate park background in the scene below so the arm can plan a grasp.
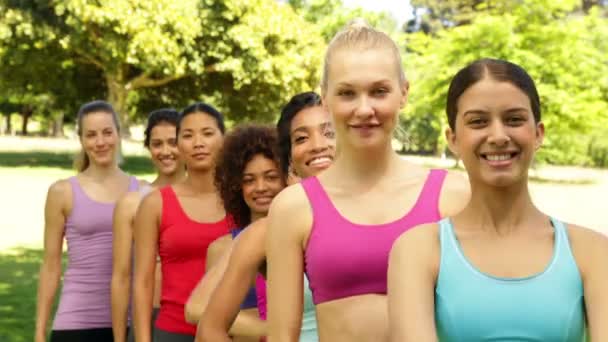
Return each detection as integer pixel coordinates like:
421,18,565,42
0,0,607,341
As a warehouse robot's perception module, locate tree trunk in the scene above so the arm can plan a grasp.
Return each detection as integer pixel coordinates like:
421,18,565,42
20,106,33,136
51,113,65,137
4,114,11,135
106,73,131,138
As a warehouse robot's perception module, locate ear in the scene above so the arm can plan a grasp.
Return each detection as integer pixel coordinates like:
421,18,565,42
399,80,410,109
534,121,545,151
445,126,459,158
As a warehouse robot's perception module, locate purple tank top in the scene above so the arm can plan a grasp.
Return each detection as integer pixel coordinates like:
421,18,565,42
302,169,447,305
53,176,139,330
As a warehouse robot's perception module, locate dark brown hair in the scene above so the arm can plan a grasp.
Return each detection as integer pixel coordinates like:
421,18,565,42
446,58,541,131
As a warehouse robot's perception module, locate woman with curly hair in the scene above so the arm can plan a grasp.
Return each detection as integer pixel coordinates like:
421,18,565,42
197,124,286,341
187,91,335,342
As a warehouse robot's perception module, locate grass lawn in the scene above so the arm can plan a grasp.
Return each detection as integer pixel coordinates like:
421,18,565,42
0,248,65,342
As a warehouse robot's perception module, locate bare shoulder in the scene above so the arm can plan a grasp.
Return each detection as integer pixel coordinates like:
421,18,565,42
439,170,470,217
139,188,162,211
48,178,71,198
116,191,143,212
267,183,312,242
566,223,608,275
238,218,268,245
208,235,233,257
392,223,441,258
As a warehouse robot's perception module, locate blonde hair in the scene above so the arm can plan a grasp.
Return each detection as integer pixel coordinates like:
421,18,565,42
321,18,406,94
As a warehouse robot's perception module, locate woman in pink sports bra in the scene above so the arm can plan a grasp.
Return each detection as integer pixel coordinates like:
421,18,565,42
265,20,470,342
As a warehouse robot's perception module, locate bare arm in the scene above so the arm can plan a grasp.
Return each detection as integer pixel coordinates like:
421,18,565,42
388,224,440,342
196,219,268,341
133,191,161,342
35,180,70,342
569,225,608,340
266,187,310,342
111,193,139,342
185,235,233,324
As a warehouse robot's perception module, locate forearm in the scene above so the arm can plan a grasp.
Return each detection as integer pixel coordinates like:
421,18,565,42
111,273,131,342
133,279,154,342
195,317,232,342
35,267,61,340
228,310,267,338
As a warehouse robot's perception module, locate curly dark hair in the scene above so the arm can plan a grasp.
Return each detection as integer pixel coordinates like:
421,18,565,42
214,124,284,228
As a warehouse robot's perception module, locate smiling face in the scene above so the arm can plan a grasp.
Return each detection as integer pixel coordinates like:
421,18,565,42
322,47,407,151
289,106,336,178
447,77,544,188
177,112,224,172
79,111,120,168
241,154,285,220
148,122,183,176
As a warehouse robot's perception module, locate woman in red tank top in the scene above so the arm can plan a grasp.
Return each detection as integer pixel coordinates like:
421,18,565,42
133,103,234,342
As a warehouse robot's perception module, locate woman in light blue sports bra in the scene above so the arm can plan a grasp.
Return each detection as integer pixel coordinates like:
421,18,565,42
387,58,608,341
189,92,336,341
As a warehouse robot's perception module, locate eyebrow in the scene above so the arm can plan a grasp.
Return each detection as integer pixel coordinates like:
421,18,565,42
291,121,332,135
336,79,392,87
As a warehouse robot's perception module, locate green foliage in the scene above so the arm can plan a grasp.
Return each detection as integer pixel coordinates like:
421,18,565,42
403,0,608,165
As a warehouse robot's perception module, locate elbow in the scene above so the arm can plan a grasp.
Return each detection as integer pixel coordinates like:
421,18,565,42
184,300,202,324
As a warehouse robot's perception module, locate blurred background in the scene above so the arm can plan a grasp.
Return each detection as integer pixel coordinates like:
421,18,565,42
0,1,606,340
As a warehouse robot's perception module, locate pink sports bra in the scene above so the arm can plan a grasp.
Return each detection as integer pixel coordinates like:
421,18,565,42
302,169,447,304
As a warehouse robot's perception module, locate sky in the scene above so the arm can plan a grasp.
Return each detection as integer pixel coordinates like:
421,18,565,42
342,0,413,25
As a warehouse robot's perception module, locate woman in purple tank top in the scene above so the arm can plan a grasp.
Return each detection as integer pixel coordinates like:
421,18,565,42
265,21,470,341
111,109,186,342
35,101,145,342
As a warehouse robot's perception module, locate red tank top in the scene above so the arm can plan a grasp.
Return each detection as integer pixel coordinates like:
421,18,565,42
155,186,233,335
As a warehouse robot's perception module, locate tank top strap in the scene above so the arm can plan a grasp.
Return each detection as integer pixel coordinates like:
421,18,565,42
159,186,184,231
409,169,448,220
300,176,336,221
67,176,86,204
127,176,139,191
436,218,468,285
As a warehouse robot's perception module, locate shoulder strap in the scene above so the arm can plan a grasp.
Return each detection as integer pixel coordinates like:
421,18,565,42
410,169,448,220
300,176,336,221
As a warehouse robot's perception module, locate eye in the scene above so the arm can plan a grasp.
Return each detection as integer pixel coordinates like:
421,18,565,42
372,88,389,96
242,178,254,185
293,136,307,144
324,130,336,138
467,118,487,127
337,89,355,97
506,116,525,125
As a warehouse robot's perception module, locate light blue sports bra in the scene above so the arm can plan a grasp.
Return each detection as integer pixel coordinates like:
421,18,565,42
301,276,318,341
435,217,586,341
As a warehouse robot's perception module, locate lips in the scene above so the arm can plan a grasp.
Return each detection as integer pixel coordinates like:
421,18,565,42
192,152,209,160
480,151,519,167
306,156,333,168
253,196,273,205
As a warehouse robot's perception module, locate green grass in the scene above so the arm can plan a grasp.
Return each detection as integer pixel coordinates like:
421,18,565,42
0,248,65,342
0,151,155,176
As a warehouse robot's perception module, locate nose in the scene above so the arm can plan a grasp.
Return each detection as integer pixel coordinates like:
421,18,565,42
193,133,205,148
254,178,268,193
309,131,329,153
161,142,171,156
354,95,374,119
487,121,510,146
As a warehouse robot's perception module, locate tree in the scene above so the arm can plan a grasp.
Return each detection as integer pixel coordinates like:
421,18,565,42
402,0,608,165
1,0,325,133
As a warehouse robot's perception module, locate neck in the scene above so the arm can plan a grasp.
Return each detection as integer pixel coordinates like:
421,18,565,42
152,167,187,188
250,212,265,223
183,168,216,193
82,163,121,180
331,141,398,184
459,179,542,235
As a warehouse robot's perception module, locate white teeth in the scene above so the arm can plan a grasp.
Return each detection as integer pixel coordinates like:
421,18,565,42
486,154,511,161
309,157,331,166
